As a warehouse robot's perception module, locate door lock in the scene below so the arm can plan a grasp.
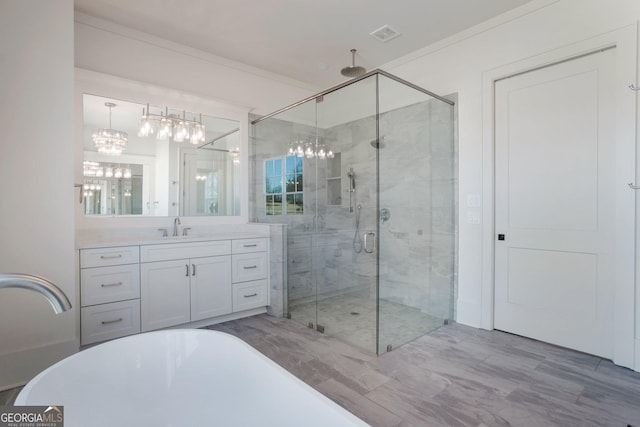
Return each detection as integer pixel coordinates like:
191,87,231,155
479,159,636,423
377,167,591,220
498,234,505,241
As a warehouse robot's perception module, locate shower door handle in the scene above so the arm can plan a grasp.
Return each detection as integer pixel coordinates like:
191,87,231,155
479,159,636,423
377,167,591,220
364,232,376,253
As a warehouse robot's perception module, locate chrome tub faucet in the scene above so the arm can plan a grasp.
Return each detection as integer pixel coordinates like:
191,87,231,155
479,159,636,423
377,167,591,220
0,273,72,314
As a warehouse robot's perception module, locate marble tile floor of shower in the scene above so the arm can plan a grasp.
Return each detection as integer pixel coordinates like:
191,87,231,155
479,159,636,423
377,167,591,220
3,315,640,427
289,289,445,353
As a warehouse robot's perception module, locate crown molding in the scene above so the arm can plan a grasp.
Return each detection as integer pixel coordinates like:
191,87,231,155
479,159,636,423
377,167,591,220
381,0,560,70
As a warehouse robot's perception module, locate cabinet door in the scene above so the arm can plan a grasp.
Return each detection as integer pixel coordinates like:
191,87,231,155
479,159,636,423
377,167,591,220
190,255,232,321
141,259,191,331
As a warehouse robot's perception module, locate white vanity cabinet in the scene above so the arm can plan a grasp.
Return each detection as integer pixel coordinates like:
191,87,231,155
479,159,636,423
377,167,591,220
79,246,141,345
140,241,232,332
79,236,269,344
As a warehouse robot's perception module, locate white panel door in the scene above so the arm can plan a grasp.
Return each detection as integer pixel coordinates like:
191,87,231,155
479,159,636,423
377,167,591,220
494,48,621,358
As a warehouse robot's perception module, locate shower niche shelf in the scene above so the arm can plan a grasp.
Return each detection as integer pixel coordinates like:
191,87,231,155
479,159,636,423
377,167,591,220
326,153,341,206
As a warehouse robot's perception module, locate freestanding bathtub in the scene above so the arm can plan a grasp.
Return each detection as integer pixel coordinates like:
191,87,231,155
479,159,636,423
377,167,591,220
16,329,370,427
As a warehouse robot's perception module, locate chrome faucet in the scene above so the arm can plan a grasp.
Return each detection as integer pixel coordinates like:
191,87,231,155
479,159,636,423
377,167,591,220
173,217,181,237
0,273,72,314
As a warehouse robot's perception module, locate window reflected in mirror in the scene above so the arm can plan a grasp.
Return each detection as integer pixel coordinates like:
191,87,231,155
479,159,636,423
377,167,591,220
82,94,241,217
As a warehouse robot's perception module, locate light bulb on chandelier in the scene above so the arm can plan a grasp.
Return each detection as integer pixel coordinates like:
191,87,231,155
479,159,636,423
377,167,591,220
288,139,334,159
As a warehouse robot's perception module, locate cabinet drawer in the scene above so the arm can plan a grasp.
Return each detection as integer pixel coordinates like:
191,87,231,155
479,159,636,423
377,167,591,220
232,252,268,283
81,299,140,345
233,280,268,312
81,264,140,307
232,238,268,254
80,246,139,268
140,240,231,262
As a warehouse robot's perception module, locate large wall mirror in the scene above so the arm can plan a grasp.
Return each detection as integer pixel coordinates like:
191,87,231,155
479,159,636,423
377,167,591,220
82,94,240,217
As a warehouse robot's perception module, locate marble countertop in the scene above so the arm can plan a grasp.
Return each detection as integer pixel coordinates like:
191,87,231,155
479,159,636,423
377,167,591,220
76,232,269,250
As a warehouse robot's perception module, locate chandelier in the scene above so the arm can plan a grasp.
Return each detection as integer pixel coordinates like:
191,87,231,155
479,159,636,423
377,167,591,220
82,182,102,198
92,102,128,155
287,139,334,159
138,104,206,144
83,161,132,179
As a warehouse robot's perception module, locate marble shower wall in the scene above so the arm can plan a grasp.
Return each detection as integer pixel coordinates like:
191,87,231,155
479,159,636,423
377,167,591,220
377,97,456,320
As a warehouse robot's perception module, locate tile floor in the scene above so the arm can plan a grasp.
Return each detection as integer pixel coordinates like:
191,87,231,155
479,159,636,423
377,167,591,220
3,314,640,427
207,315,640,427
290,290,445,353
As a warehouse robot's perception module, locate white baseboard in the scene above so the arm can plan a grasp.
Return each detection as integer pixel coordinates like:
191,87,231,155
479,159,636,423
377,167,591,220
455,298,483,329
167,307,268,330
0,339,78,392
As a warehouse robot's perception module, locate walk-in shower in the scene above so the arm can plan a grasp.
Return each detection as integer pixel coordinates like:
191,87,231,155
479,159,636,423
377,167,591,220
250,70,456,354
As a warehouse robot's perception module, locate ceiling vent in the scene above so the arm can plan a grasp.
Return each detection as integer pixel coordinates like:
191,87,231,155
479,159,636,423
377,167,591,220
369,25,401,43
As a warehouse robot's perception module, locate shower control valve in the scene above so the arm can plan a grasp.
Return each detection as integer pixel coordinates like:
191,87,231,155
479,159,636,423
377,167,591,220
380,208,391,223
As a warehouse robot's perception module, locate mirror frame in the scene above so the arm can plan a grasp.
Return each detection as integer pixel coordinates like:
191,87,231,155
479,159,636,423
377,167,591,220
75,68,250,230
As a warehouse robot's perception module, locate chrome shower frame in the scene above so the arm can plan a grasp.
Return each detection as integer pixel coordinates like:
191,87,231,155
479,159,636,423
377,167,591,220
251,69,454,126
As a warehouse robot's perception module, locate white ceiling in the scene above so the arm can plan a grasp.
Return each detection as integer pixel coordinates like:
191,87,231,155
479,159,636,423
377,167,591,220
74,0,534,88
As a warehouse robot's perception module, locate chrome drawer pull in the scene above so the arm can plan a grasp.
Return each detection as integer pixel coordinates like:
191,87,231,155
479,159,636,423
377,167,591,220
243,265,258,269
101,281,123,288
101,318,123,325
244,293,258,298
243,244,258,247
100,254,123,260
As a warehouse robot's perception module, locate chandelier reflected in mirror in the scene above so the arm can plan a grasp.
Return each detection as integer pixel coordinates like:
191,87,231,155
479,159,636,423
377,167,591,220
83,161,132,179
138,104,206,144
92,102,128,155
91,102,128,156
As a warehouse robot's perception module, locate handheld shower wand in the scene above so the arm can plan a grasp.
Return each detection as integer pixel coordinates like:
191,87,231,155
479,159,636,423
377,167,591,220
347,168,355,191
347,168,356,212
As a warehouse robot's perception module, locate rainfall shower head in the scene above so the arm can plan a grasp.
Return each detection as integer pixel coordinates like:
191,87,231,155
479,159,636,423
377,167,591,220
341,49,367,78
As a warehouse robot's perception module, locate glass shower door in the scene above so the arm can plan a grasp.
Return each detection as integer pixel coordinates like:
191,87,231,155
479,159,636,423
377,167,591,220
269,99,318,331
376,74,456,354
313,75,379,353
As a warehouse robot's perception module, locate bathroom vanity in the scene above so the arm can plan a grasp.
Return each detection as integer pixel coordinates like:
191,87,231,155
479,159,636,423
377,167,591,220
78,235,269,345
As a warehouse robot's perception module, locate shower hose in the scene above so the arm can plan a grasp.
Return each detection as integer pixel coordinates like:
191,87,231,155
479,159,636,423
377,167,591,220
353,205,363,253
